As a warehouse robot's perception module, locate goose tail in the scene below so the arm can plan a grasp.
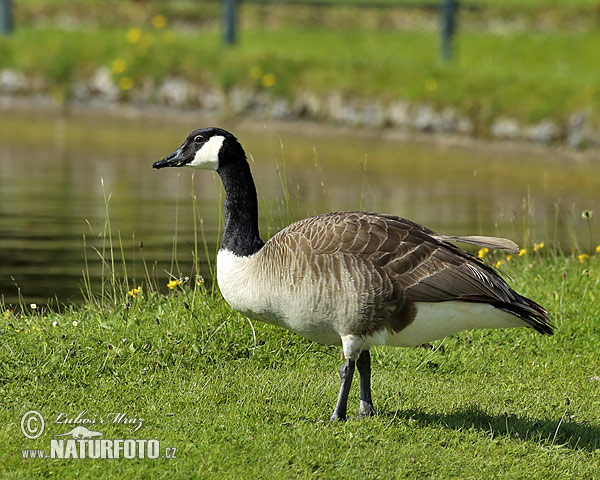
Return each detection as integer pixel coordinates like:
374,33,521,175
494,294,554,335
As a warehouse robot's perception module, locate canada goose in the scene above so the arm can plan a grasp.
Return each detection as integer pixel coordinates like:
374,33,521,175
153,127,553,421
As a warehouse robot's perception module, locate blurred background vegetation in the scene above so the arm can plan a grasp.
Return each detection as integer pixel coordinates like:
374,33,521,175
1,0,599,144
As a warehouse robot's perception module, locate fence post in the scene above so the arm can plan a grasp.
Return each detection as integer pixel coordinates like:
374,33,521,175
223,0,237,45
440,0,458,61
1,0,13,35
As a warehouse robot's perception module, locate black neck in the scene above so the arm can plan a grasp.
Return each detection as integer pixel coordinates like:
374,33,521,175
217,161,264,257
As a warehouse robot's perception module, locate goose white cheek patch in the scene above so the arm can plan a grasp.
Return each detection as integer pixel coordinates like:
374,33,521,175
189,135,225,170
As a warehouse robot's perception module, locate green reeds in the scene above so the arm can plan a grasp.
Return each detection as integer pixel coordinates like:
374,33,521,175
69,144,600,310
78,172,228,309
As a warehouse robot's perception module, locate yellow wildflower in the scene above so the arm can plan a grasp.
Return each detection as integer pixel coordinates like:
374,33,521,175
126,28,142,44
578,253,590,263
505,254,513,261
494,260,505,268
425,78,437,92
596,245,600,254
167,279,182,290
477,247,489,259
152,14,167,29
261,73,276,88
119,77,134,91
533,242,545,252
111,59,127,74
128,286,142,298
518,248,527,256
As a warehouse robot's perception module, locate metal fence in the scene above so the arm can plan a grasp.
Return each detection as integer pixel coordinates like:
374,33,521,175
1,0,13,34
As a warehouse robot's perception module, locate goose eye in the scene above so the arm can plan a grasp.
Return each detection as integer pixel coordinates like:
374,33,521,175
193,135,204,143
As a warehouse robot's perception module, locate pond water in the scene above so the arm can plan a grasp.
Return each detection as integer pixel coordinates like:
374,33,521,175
1,108,598,306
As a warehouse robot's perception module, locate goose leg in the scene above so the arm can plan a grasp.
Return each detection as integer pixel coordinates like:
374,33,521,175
330,358,355,422
357,350,376,418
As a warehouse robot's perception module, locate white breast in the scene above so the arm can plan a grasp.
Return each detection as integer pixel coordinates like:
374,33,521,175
216,248,342,345
216,249,268,318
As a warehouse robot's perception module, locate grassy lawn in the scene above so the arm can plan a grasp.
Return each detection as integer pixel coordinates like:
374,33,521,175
1,251,599,478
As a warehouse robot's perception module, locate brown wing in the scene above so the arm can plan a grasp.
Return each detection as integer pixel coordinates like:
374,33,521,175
274,211,509,302
270,211,551,334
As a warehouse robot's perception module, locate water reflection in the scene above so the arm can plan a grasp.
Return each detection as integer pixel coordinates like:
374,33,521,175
0,112,598,305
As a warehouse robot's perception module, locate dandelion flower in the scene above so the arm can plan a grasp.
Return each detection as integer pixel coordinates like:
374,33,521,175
533,242,545,252
494,260,505,268
111,58,127,74
578,253,590,263
167,279,182,290
261,73,276,88
152,14,167,29
72,320,79,327
477,247,489,259
126,28,142,44
119,77,134,91
596,245,600,254
518,248,527,256
425,78,437,92
128,286,142,298
505,254,513,261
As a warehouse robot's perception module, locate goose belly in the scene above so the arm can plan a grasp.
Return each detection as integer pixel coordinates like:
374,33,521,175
378,301,524,347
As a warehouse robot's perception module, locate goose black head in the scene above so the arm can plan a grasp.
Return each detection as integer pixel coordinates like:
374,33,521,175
153,127,244,171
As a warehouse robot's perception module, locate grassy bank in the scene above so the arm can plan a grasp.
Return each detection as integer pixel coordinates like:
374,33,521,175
1,25,599,138
1,251,600,478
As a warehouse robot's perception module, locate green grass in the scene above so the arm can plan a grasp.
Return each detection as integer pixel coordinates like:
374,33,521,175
1,25,599,129
1,251,600,478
